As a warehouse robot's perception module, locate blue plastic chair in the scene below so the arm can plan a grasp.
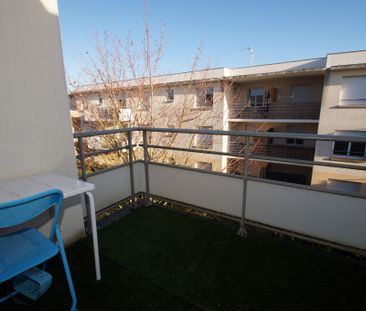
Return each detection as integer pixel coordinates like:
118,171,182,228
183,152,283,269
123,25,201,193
0,189,77,310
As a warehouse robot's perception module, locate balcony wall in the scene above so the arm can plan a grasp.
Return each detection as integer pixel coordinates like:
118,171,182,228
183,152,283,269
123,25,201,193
89,162,366,250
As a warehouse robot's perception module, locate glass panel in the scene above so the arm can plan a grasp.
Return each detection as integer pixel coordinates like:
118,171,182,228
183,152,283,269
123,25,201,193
249,95,256,106
350,142,365,157
167,89,174,101
333,141,349,155
256,95,264,106
249,88,265,106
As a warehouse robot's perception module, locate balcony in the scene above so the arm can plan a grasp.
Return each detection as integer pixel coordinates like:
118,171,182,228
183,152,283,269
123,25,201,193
73,127,366,251
229,102,321,120
5,127,366,311
5,3,366,310
228,141,315,160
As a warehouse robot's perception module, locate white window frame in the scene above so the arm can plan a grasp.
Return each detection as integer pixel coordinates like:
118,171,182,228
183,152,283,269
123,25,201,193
339,75,366,107
195,87,214,109
332,131,366,159
249,88,265,107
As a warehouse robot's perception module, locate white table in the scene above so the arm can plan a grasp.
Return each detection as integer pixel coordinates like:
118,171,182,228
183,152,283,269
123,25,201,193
0,173,101,281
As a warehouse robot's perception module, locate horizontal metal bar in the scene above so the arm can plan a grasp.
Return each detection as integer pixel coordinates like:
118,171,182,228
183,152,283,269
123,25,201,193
74,128,133,138
148,143,365,171
141,127,366,143
84,162,130,178
147,161,244,180
74,127,366,143
79,145,132,159
250,154,366,171
147,144,243,158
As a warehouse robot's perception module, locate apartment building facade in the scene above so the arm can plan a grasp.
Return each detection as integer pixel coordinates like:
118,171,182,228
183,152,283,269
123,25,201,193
70,50,366,193
311,51,366,193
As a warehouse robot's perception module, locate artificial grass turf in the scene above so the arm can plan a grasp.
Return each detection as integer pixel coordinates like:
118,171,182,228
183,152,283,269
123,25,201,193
3,206,366,310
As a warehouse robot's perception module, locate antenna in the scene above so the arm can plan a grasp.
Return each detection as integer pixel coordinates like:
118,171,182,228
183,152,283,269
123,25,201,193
247,47,254,67
238,47,254,66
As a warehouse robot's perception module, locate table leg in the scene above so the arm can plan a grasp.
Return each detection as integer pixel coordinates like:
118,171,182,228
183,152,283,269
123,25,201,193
84,191,101,281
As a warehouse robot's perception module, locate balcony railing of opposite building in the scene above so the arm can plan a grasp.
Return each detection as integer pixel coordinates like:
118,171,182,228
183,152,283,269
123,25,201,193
228,141,315,161
229,101,321,120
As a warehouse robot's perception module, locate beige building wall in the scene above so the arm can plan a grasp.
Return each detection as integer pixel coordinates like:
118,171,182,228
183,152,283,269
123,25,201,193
71,81,226,172
232,75,324,106
312,58,366,193
70,51,366,192
0,0,84,244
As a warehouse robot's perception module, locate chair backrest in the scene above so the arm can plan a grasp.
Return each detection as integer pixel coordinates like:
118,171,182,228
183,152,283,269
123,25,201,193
0,189,63,229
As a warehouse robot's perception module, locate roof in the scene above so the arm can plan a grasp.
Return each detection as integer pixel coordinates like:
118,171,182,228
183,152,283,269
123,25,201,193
70,50,366,95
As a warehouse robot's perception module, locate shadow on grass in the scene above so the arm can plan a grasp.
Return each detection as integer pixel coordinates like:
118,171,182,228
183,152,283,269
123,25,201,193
3,207,366,310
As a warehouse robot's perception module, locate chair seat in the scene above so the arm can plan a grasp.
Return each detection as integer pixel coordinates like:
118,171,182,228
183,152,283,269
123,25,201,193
0,228,58,283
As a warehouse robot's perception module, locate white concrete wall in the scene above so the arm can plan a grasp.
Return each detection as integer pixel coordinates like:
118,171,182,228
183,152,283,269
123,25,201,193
149,164,243,216
246,180,366,250
0,0,84,244
88,166,132,212
147,164,366,250
326,51,366,68
86,162,145,212
74,161,366,250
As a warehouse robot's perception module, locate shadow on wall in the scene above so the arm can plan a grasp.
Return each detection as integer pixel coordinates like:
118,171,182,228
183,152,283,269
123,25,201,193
0,0,77,181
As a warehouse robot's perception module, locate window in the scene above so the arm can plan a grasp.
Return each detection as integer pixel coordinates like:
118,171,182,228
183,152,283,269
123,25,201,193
194,161,212,171
340,76,366,106
291,84,314,103
119,108,132,122
194,126,213,149
333,131,366,158
334,141,366,157
327,179,362,193
167,89,174,102
118,95,127,109
196,87,214,108
333,141,349,155
97,97,103,106
286,138,304,145
249,88,264,106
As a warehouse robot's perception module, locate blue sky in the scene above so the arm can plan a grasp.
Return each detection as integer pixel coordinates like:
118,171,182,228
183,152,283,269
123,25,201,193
58,0,366,78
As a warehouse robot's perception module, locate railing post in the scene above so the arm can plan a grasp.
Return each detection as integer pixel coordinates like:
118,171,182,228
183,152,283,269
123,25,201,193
143,130,151,205
237,135,249,237
77,137,87,181
127,131,135,205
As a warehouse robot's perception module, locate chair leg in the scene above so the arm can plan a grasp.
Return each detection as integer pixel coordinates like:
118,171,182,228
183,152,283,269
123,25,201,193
55,225,77,311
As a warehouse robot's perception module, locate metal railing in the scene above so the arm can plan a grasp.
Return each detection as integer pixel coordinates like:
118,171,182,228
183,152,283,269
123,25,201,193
73,127,366,236
228,141,315,160
229,102,321,120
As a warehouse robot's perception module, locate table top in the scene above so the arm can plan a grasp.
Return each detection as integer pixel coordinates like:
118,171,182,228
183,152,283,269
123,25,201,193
0,173,94,204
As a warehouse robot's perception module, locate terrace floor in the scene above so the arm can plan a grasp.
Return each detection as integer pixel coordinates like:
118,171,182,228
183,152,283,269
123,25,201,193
3,206,366,311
